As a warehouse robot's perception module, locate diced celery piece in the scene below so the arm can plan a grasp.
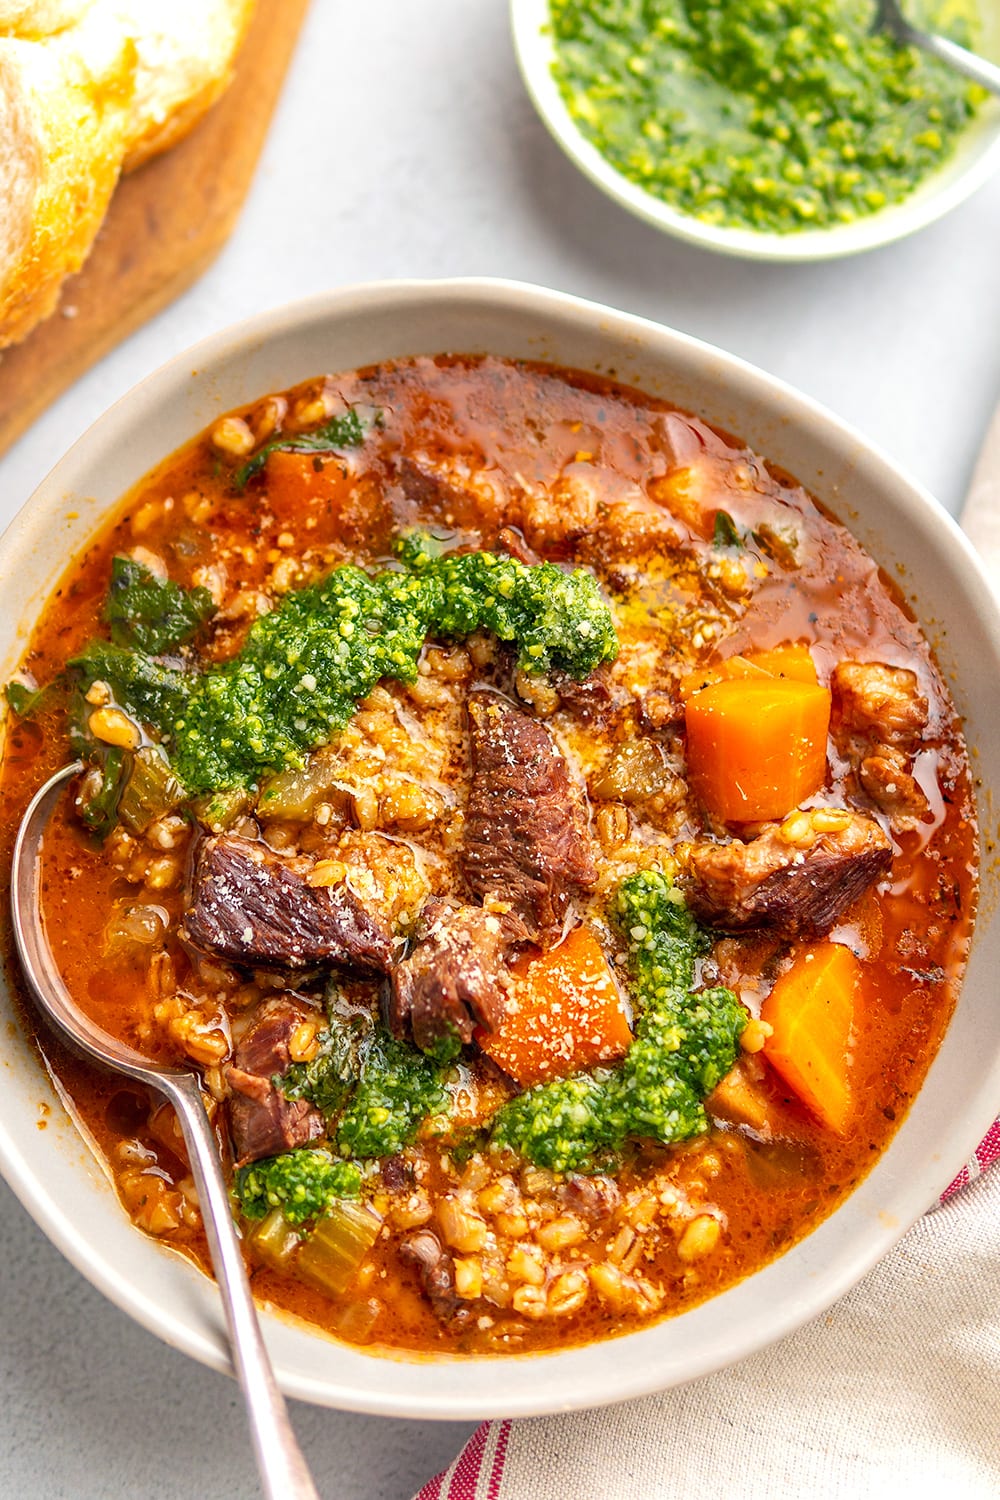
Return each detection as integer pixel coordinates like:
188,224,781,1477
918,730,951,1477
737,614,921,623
246,1207,301,1272
192,786,249,832
297,1201,382,1297
117,746,184,834
257,758,336,820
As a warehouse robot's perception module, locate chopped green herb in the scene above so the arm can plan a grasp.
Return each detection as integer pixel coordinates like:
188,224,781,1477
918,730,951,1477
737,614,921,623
712,510,742,550
62,654,187,840
68,641,190,734
277,1004,451,1162
105,555,215,654
336,1028,450,1160
279,1011,370,1118
232,407,370,490
74,746,130,840
5,679,52,717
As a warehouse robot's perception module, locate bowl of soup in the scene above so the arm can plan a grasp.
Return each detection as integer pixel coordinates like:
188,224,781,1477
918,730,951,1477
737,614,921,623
0,278,998,1418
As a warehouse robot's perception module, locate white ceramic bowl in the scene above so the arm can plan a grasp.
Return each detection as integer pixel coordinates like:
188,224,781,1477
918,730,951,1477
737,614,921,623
2,279,1000,1419
511,0,1000,262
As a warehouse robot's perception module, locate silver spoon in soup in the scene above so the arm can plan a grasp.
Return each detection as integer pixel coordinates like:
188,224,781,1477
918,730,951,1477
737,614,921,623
11,761,321,1500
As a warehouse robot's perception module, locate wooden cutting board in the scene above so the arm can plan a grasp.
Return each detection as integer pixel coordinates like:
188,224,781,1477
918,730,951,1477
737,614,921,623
0,0,311,460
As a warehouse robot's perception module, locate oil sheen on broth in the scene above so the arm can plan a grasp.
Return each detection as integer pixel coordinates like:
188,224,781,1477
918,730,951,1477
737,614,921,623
0,355,977,1356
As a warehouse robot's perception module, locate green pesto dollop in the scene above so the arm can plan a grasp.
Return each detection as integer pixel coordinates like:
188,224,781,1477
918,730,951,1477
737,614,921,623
233,1149,362,1226
549,0,981,232
279,1006,452,1162
334,1029,451,1160
491,870,745,1174
398,531,620,679
173,563,432,792
70,538,618,795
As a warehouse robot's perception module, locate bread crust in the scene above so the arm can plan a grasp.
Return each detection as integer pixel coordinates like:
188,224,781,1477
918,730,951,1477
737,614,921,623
0,13,135,347
118,0,256,172
0,2,93,37
0,0,255,348
0,0,254,348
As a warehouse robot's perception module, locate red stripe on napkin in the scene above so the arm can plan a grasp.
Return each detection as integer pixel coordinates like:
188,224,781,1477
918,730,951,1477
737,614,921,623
416,1420,511,1500
942,1117,1000,1199
486,1420,510,1499
449,1419,488,1497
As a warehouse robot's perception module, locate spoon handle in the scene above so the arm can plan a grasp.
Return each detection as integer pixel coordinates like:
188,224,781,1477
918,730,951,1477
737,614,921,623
162,1072,321,1500
907,26,1000,96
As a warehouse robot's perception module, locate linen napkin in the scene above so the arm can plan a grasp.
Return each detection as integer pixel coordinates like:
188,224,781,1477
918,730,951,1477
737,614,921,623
415,1139,1000,1500
413,412,1000,1500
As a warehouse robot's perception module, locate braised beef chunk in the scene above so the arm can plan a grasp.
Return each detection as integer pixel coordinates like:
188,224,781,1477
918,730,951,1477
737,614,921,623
560,1174,622,1222
399,1229,475,1327
226,997,324,1166
859,747,929,825
395,452,505,533
833,661,929,753
381,1154,414,1193
684,810,892,938
496,525,541,567
551,664,619,727
832,661,931,829
183,835,393,972
461,692,597,943
389,897,524,1054
396,454,457,511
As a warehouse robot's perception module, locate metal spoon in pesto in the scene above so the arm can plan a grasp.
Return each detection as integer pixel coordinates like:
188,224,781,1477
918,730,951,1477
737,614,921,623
874,0,1000,95
11,762,321,1500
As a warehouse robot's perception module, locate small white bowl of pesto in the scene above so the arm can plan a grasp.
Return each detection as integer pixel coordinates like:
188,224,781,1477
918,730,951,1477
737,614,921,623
511,0,1000,261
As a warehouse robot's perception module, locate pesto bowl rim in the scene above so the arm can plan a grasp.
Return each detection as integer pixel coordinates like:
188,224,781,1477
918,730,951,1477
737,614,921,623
510,0,1000,263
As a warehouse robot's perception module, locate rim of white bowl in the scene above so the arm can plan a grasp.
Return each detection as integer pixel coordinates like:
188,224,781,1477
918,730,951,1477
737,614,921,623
1,278,999,1418
510,0,1000,263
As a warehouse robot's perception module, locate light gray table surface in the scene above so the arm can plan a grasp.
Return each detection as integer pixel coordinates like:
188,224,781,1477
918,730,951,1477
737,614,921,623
1,3,998,1498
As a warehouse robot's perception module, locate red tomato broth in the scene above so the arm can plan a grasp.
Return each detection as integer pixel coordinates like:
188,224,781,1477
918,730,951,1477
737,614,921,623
0,355,977,1357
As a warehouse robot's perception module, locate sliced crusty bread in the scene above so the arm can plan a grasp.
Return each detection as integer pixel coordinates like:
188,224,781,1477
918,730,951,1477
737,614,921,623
0,0,254,348
115,0,255,172
0,2,93,37
0,8,135,347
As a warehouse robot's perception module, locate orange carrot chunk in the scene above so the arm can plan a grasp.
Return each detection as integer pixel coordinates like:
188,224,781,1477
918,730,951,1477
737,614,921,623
679,655,771,701
679,642,818,702
479,926,632,1089
685,675,832,822
264,449,353,522
760,941,860,1135
743,643,818,685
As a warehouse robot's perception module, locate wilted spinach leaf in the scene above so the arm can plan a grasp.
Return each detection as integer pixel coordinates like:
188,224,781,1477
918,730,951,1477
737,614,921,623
5,680,53,717
105,556,214,655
